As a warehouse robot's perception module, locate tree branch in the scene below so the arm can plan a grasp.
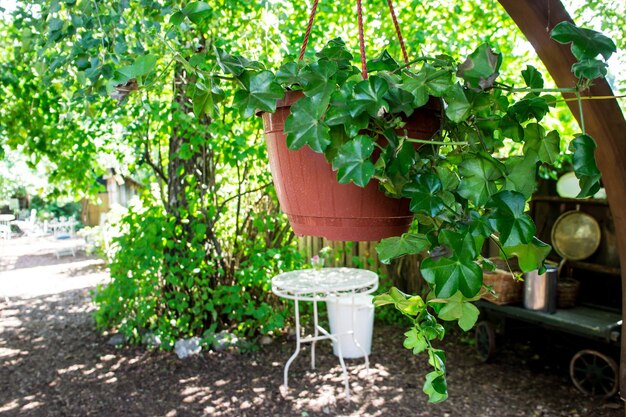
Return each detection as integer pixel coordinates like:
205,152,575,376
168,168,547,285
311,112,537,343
213,182,272,223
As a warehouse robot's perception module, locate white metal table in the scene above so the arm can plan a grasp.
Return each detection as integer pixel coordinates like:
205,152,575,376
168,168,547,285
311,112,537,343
271,267,378,399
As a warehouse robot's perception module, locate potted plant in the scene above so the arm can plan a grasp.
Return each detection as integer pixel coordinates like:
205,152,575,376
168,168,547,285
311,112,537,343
256,81,442,241
194,20,615,402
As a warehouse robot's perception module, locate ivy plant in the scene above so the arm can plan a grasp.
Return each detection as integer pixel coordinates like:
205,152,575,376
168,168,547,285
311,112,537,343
170,15,614,403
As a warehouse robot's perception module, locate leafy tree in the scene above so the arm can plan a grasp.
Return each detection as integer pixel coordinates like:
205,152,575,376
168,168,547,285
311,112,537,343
0,1,305,345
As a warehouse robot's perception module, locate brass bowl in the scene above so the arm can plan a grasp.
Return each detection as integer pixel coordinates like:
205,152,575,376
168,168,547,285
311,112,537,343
551,211,601,261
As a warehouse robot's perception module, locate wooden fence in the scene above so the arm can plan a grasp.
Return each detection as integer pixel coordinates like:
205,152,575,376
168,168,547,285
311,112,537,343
297,236,426,295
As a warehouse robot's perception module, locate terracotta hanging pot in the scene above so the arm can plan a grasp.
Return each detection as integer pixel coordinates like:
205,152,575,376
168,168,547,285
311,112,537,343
259,90,441,242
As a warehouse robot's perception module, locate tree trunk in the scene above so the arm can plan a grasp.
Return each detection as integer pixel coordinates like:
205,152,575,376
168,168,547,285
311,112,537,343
165,66,220,290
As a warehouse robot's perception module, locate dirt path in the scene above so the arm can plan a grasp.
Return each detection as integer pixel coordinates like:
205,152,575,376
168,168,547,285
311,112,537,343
0,237,623,417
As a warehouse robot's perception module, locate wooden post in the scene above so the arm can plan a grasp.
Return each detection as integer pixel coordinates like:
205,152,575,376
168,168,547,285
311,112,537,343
497,0,626,400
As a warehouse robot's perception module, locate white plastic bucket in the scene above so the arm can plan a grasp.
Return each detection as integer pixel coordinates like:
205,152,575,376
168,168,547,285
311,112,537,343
326,294,374,359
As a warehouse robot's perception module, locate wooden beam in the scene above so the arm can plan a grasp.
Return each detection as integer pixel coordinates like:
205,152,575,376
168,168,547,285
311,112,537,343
497,0,626,399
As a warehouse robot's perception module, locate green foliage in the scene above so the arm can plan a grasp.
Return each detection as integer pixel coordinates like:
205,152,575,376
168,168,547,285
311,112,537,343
569,134,602,197
551,21,616,82
94,193,302,347
30,196,82,220
456,44,502,90
332,135,375,186
376,233,430,264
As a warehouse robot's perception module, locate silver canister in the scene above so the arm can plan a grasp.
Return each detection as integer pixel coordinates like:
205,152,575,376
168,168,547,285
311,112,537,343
523,263,558,313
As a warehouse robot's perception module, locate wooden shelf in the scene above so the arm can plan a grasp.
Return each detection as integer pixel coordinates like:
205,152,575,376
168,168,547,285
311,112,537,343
568,261,621,276
532,195,609,206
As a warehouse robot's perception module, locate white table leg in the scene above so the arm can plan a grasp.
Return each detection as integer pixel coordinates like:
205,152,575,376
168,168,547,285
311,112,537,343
283,299,301,389
333,330,350,400
311,296,318,370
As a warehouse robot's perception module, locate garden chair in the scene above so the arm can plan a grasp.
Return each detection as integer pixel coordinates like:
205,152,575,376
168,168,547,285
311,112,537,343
0,214,15,239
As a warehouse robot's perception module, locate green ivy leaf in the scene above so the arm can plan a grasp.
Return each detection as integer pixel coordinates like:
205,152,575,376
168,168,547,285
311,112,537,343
350,76,389,117
577,175,602,198
403,173,445,216
569,134,601,197
316,37,353,70
215,48,245,76
503,237,551,272
191,79,224,118
550,21,616,61
421,313,446,340
324,82,354,127
503,156,537,199
523,124,560,164
284,94,331,152
299,60,337,97
508,96,549,123
457,153,504,206
435,165,460,191
367,50,399,72
570,134,600,177
444,83,471,123
487,191,535,247
376,288,427,317
380,141,417,194
233,71,284,118
397,295,426,316
571,59,608,80
385,87,415,116
374,287,408,307
424,66,455,96
423,370,448,403
521,65,544,89
404,328,428,354
498,114,524,142
457,43,502,90
376,233,431,264
401,73,429,108
421,230,483,298
275,61,299,85
332,135,375,186
467,211,493,254
325,126,349,163
437,291,480,331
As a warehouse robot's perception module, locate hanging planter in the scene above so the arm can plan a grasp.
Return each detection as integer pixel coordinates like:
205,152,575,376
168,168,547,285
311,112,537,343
260,90,441,241
253,0,444,241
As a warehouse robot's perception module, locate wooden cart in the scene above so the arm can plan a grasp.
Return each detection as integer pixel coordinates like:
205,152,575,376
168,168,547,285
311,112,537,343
476,300,621,398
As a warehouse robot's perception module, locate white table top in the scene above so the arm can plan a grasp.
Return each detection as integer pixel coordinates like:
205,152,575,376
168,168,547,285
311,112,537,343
272,267,378,301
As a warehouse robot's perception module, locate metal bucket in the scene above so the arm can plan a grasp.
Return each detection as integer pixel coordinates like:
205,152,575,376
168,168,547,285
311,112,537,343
523,263,558,313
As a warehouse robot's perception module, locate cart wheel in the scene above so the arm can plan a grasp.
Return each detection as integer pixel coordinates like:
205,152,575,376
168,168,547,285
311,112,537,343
569,349,618,398
475,321,496,362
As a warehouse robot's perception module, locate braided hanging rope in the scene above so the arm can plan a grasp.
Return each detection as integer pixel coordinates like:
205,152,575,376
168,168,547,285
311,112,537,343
299,0,408,77
299,0,320,61
386,0,409,64
356,0,368,79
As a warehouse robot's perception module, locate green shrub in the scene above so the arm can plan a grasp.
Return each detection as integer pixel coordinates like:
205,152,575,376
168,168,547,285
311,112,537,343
93,193,302,349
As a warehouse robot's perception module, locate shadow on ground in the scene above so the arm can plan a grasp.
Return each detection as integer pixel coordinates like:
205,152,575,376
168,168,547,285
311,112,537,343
0,285,622,417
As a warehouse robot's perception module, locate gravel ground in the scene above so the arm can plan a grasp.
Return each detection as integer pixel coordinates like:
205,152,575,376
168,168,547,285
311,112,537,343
0,237,623,417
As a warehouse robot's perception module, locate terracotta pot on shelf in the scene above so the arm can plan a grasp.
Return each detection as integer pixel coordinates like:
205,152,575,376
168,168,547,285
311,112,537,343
259,90,441,242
